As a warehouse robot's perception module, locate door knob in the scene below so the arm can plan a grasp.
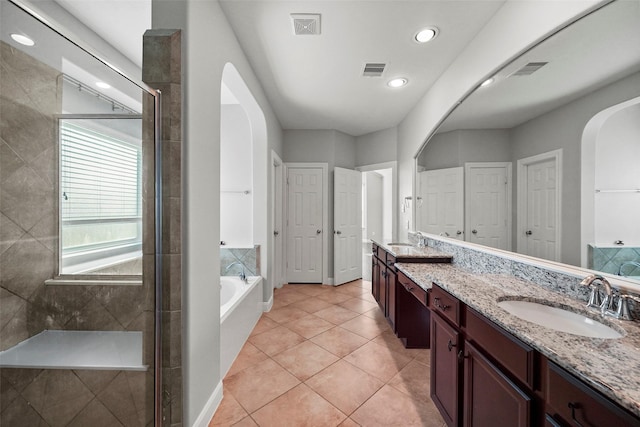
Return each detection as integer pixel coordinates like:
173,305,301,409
335,230,342,235
274,230,279,236
525,230,533,235
456,230,462,235
317,229,322,234
472,229,478,234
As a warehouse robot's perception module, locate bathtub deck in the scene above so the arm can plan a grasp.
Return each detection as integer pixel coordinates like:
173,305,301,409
0,330,147,371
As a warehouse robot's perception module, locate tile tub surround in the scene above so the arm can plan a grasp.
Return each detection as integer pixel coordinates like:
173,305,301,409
589,244,640,277
220,245,260,277
396,261,640,418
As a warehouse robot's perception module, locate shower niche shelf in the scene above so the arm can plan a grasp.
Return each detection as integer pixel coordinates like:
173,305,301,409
0,330,147,371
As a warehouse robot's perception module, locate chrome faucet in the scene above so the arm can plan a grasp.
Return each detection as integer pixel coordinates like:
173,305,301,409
225,261,247,282
618,261,640,277
416,232,427,248
580,274,613,315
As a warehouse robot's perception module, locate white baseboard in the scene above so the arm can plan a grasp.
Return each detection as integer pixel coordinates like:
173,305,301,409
327,277,334,286
193,380,223,427
263,295,273,312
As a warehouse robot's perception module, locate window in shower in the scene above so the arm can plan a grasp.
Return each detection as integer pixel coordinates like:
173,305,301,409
59,117,143,275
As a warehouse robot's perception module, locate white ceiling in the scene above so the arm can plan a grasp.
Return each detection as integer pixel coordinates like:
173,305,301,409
219,1,505,136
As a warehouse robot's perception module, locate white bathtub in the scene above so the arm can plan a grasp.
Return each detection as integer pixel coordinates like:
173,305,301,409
220,275,263,377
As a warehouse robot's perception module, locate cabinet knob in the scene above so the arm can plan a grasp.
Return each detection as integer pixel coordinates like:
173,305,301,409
525,230,533,235
567,402,585,427
434,297,450,311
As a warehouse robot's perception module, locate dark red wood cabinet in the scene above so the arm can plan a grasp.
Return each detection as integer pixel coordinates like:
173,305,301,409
429,283,640,427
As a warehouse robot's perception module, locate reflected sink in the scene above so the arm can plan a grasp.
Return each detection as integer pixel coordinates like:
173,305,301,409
497,300,623,339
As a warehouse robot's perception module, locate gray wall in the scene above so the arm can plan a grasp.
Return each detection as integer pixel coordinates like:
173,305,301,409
355,127,397,166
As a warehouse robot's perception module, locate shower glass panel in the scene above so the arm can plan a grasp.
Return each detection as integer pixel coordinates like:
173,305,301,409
0,1,158,426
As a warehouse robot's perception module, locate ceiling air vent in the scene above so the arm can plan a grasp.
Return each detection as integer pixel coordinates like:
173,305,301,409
511,62,548,77
362,63,386,77
291,14,321,35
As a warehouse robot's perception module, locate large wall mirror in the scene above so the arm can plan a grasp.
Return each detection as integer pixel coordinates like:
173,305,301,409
415,0,640,283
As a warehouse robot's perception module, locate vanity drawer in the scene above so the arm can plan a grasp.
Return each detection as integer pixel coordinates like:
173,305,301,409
465,307,534,389
397,272,428,307
546,361,640,427
431,284,460,327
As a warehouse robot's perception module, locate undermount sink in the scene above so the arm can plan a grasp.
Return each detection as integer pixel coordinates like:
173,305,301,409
497,300,623,339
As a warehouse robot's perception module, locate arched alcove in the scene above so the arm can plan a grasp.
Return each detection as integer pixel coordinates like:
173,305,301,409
581,96,640,269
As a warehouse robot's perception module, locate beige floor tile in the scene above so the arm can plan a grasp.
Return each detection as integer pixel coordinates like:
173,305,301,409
310,327,369,357
251,384,346,427
340,314,391,339
249,316,280,337
316,291,354,304
344,341,412,382
387,359,431,401
371,331,429,361
273,341,339,381
209,393,247,426
358,280,372,290
361,307,386,322
338,297,379,314
339,418,361,427
289,297,334,314
283,314,335,339
271,290,309,309
306,359,384,415
263,306,309,324
248,326,306,356
226,342,269,377
232,416,258,426
288,284,333,297
358,292,377,304
314,305,360,324
334,283,370,297
223,359,300,413
350,385,444,427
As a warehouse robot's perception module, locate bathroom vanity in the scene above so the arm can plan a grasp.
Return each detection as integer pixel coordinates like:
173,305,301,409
396,261,640,427
371,241,451,347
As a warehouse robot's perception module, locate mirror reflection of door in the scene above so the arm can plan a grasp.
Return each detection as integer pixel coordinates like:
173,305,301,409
465,163,512,250
518,150,562,262
286,166,323,283
418,167,463,239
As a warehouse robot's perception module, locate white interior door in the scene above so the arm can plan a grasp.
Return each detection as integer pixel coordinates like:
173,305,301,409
419,167,464,239
519,152,561,261
334,167,362,285
287,167,323,283
465,163,511,250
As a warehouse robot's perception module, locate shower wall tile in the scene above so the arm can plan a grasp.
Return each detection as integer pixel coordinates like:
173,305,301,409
0,393,47,427
96,371,144,427
63,298,122,330
0,288,24,332
0,99,55,165
73,370,119,396
0,139,24,183
0,374,19,413
163,254,182,311
1,164,54,233
164,196,182,254
0,303,28,351
220,245,261,277
28,213,56,253
22,370,94,426
95,286,147,329
164,138,182,198
0,235,54,301
68,398,124,427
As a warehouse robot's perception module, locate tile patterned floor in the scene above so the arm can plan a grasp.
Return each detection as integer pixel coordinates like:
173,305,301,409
210,280,446,427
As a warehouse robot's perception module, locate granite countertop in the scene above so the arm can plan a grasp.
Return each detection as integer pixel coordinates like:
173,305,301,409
396,262,640,418
372,240,453,261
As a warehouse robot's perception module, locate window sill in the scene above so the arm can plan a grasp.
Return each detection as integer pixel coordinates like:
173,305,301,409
45,276,142,286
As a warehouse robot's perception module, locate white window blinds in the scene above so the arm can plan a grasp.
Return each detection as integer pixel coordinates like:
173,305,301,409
60,121,141,222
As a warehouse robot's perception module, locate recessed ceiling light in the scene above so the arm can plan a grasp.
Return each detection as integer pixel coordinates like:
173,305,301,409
10,33,35,47
388,78,408,88
415,27,438,43
480,78,494,87
96,81,111,89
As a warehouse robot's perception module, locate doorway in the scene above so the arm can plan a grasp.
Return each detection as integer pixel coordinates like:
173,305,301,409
359,162,396,280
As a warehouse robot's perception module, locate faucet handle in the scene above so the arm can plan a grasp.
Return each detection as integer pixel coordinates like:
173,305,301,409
611,291,634,320
586,287,603,309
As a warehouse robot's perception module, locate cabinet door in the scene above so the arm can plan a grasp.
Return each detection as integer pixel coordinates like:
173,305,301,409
463,341,531,427
372,257,380,302
431,313,461,427
386,268,396,331
378,261,387,312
